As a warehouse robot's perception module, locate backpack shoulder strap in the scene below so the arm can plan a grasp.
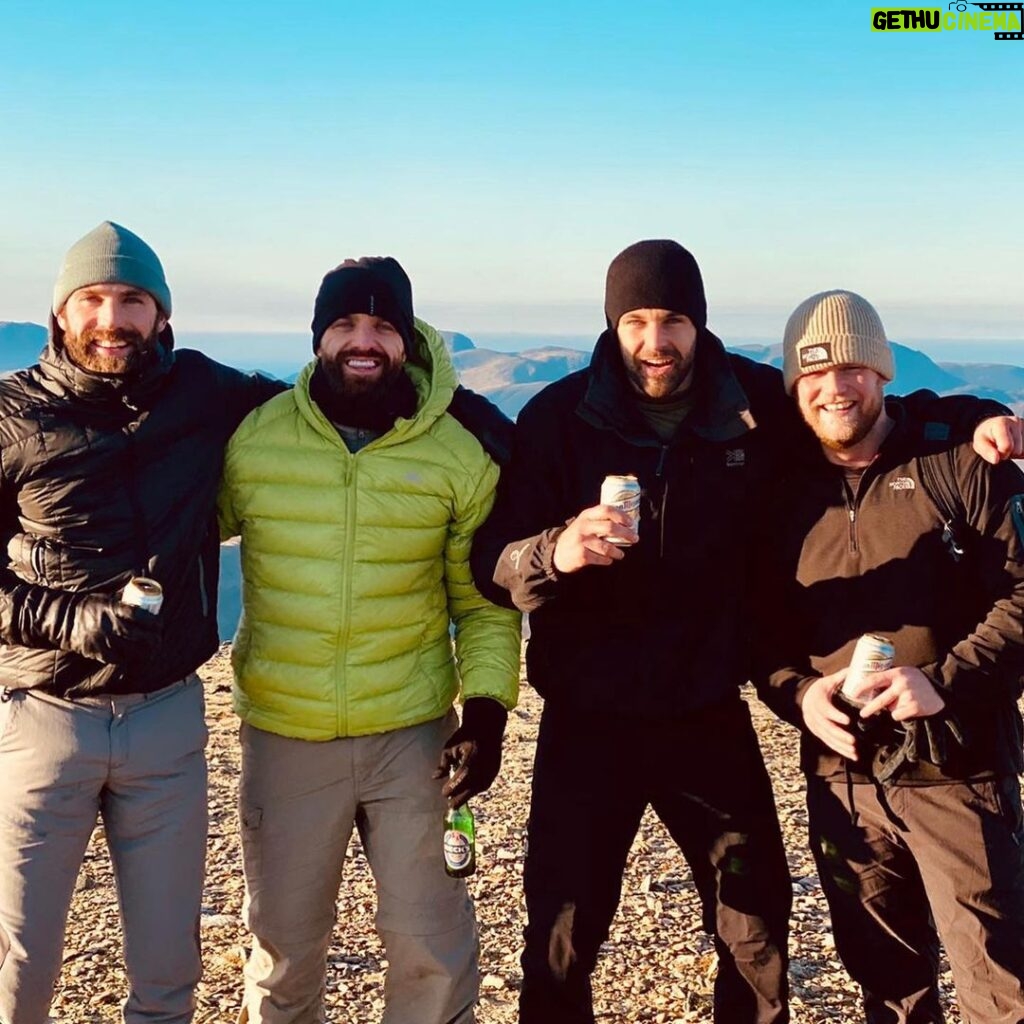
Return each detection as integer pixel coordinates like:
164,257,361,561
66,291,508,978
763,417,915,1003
915,439,967,562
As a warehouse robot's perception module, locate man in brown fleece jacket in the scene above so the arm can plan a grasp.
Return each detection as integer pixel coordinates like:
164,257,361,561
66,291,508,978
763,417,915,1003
755,289,1024,1024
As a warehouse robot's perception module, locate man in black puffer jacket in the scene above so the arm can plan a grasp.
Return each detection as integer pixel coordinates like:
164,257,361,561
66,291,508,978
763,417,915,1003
0,222,281,1024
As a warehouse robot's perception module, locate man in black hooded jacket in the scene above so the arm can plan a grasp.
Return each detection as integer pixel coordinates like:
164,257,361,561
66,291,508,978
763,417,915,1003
472,240,795,1024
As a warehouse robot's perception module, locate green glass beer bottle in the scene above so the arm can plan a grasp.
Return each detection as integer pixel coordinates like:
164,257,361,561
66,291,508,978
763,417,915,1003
443,803,476,878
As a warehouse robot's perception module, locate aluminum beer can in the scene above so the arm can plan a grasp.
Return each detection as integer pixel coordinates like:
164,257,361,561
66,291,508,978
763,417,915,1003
840,633,894,707
600,474,641,545
121,577,164,615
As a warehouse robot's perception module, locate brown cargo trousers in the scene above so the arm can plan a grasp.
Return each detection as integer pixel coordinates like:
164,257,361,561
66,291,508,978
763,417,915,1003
0,677,208,1024
236,711,478,1024
807,773,1024,1024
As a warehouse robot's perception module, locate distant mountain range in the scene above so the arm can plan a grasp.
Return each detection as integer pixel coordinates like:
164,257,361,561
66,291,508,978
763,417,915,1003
6,320,1022,413
4,319,1022,638
0,321,47,367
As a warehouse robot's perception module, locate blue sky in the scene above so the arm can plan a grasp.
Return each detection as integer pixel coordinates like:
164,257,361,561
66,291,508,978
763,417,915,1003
1,0,1021,342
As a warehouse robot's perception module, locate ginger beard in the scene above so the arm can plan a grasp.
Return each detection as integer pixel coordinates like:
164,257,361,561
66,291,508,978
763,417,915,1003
796,372,886,452
63,324,160,376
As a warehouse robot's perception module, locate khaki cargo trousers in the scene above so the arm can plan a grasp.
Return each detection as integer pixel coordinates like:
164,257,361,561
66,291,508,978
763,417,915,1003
237,711,478,1024
0,677,208,1024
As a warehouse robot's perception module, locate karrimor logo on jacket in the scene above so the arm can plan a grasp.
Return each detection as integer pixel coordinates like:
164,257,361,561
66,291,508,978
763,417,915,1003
870,3,1023,40
508,542,531,571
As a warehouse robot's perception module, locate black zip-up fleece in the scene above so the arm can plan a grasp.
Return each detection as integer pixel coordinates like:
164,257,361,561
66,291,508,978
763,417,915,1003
471,327,795,717
753,402,1024,782
0,329,282,697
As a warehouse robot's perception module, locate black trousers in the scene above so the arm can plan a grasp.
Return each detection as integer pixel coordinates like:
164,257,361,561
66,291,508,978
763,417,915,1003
807,774,1024,1024
519,697,791,1024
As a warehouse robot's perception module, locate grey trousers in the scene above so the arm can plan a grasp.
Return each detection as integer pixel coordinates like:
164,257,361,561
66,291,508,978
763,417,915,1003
237,712,478,1024
0,677,208,1024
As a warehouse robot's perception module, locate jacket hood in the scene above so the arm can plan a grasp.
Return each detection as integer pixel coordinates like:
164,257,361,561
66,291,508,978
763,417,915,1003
581,326,757,444
293,316,458,447
39,312,176,408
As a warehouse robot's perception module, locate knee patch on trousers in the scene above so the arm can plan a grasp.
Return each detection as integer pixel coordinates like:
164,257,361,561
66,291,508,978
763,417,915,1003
547,902,577,981
375,886,474,937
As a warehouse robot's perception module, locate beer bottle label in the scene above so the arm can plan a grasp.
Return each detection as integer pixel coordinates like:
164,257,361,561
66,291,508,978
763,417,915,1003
443,829,472,872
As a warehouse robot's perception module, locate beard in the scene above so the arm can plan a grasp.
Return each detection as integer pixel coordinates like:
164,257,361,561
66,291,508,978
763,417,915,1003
63,325,159,377
312,352,417,430
801,392,884,452
622,350,695,402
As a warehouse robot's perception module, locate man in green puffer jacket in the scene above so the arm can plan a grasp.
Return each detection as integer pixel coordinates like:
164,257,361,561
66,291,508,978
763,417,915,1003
218,257,521,1024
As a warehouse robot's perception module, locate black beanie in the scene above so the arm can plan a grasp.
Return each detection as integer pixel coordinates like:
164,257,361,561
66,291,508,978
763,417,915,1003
604,240,707,330
311,256,415,355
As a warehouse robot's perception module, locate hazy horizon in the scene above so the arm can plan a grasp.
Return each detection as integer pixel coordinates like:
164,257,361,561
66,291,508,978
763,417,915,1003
160,330,1024,375
3,320,1021,372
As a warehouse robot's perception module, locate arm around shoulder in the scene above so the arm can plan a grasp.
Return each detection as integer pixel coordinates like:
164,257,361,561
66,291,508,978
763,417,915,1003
446,453,521,710
469,391,578,613
919,454,1024,703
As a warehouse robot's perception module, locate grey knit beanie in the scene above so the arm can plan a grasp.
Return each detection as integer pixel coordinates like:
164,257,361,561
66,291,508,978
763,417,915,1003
52,222,172,317
782,290,894,394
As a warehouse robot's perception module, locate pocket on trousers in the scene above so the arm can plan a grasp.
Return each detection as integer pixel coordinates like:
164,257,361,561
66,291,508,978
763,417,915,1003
179,677,209,754
0,690,24,747
240,806,263,831
239,804,264,879
993,776,1024,847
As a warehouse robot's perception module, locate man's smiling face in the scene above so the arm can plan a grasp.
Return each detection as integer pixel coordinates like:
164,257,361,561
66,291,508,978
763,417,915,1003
795,365,886,453
616,308,698,402
57,283,164,376
317,313,407,395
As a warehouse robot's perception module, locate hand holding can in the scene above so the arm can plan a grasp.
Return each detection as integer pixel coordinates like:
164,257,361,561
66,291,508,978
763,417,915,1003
840,634,895,707
600,475,641,546
121,577,164,615
832,633,895,736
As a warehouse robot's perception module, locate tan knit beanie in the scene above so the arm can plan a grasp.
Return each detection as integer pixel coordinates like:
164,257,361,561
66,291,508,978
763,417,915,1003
782,290,894,394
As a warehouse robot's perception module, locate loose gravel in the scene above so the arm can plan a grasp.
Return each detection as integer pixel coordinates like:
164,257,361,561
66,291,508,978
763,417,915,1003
50,646,999,1022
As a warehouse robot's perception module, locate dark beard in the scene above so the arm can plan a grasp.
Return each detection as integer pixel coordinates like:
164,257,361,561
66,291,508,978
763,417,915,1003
622,352,694,402
63,325,159,377
310,358,418,430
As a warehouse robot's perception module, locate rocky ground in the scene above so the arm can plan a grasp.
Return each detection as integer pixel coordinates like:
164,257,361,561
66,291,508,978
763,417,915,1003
52,647,988,1023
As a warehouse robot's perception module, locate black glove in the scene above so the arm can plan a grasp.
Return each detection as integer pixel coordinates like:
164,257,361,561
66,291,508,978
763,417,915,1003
875,709,968,785
64,594,163,664
905,710,968,768
433,697,508,808
6,584,162,665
